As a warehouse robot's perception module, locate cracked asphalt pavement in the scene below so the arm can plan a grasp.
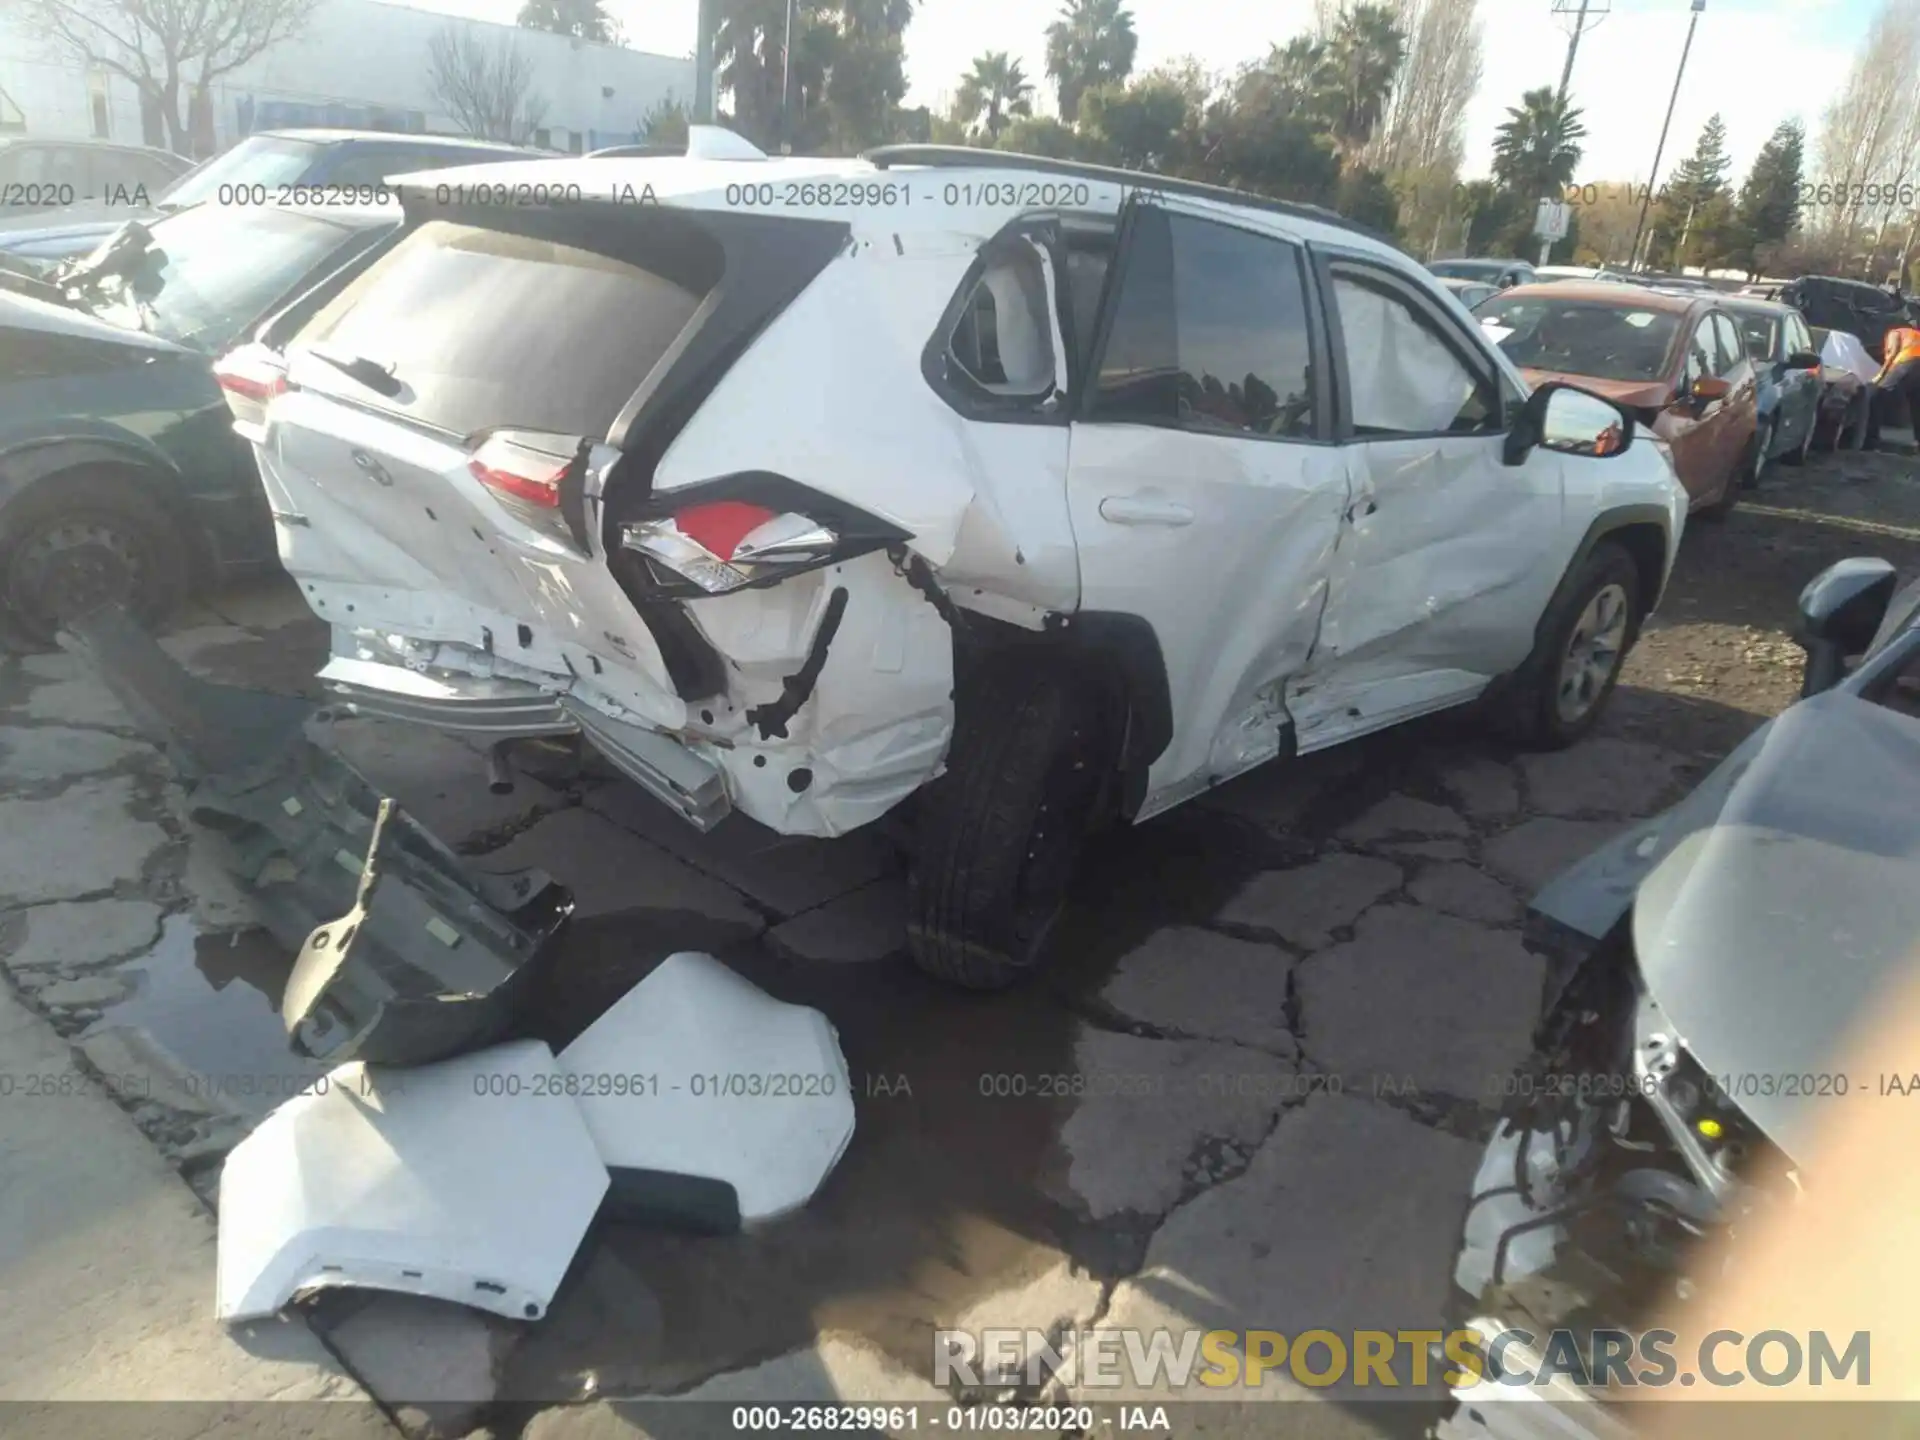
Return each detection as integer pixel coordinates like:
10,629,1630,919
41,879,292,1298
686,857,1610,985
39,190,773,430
2,448,1918,1439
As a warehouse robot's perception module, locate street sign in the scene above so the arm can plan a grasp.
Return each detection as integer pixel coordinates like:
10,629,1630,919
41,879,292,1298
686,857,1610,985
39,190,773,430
1534,199,1571,241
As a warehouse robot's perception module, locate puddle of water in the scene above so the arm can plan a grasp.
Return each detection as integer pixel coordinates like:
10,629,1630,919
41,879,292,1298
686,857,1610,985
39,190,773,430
91,913,326,1119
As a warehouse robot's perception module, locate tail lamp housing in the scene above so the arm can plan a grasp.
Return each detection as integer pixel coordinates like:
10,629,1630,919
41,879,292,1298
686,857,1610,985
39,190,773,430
212,344,292,442
618,476,908,598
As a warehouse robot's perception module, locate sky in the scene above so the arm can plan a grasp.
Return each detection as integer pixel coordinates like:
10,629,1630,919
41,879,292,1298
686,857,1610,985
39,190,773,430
400,0,1875,188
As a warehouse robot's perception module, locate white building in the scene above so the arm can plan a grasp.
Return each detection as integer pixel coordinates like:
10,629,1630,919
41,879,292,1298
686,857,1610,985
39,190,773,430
0,0,695,156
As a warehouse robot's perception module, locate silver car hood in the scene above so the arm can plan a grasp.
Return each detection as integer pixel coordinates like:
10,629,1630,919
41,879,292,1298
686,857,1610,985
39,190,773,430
1538,694,1920,1165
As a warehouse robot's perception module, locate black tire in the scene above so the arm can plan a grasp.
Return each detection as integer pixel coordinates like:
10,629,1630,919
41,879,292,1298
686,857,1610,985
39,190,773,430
907,659,1113,990
1489,542,1642,751
0,468,190,653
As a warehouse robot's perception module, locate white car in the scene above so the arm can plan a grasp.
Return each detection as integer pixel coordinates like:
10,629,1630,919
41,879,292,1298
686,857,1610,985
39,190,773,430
215,130,1689,989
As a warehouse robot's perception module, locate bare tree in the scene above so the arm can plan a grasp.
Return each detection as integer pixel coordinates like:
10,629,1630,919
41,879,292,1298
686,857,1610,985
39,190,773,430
1812,0,1920,250
1365,0,1481,177
12,0,317,154
1359,0,1481,257
426,24,549,143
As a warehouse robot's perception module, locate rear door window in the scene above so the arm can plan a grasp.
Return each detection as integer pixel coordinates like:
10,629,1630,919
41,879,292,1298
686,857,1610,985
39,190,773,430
1091,206,1318,439
298,218,714,440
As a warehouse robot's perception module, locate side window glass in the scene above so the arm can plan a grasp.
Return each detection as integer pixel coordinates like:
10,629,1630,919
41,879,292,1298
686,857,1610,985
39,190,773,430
1331,266,1495,436
1711,314,1745,378
1684,322,1714,388
946,240,1057,399
1091,207,1317,439
41,146,86,188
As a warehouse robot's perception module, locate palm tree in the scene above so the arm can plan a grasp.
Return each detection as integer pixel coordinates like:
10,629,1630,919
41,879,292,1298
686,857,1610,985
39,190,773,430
953,52,1034,141
1043,0,1138,125
1490,86,1586,197
1315,2,1405,157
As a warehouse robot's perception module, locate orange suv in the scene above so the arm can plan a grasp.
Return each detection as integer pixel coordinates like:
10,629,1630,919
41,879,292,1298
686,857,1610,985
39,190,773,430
1476,282,1760,516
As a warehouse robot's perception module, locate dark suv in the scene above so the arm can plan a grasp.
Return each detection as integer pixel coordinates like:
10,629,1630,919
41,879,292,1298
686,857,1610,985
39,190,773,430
0,130,538,267
1777,274,1914,361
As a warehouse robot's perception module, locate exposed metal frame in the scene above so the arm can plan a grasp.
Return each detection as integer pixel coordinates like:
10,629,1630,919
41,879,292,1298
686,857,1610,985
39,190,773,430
859,144,1400,250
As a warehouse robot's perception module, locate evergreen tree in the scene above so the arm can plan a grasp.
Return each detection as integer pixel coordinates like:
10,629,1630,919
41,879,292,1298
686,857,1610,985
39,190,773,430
1732,119,1806,274
1652,114,1732,268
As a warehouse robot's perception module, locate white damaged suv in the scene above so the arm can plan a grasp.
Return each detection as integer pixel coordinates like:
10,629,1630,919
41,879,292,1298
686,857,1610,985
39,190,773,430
216,131,1687,989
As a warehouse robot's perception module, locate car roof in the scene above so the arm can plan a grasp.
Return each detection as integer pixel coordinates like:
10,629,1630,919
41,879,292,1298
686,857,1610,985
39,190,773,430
1493,280,1706,313
385,147,1410,257
252,129,537,152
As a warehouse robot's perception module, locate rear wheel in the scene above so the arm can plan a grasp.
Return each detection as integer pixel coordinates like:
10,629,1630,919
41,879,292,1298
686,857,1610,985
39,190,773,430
907,659,1114,990
1489,542,1642,751
0,469,189,653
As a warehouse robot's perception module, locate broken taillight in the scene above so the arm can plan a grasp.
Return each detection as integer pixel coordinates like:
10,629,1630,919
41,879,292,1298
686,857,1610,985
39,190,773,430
469,433,570,509
212,344,292,442
623,503,840,595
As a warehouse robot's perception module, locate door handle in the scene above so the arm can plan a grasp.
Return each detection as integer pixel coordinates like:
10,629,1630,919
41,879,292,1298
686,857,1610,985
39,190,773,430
1098,495,1194,526
1347,497,1378,523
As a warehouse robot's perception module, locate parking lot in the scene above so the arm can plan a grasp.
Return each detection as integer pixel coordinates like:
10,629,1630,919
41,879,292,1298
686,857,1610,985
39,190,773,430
2,446,1918,1439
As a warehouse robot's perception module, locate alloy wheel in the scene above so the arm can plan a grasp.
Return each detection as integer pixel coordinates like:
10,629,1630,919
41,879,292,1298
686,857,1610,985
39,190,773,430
1555,582,1630,725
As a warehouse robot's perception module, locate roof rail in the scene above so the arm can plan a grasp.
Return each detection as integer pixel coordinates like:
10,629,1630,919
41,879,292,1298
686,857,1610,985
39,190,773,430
859,144,1400,250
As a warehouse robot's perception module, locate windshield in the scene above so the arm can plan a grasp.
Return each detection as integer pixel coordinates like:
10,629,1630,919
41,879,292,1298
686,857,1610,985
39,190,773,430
1477,296,1682,383
81,203,368,352
1430,260,1505,281
160,136,321,209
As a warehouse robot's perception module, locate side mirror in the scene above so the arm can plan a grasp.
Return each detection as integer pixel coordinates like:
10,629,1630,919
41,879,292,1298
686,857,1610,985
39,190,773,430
1505,382,1634,465
1795,556,1898,696
1786,350,1823,371
1690,376,1731,402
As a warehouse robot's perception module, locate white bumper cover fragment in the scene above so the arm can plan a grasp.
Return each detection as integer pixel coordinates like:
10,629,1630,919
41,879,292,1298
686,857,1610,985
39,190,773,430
215,1039,610,1324
559,951,856,1225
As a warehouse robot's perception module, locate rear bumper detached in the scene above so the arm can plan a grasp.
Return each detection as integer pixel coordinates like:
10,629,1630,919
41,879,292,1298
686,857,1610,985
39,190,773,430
319,654,732,832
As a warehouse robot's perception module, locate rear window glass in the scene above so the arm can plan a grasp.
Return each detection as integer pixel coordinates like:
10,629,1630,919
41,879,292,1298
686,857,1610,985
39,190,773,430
298,219,710,440
1476,296,1681,383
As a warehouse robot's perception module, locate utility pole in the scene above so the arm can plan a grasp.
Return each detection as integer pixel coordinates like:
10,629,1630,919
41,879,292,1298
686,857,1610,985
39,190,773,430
1629,0,1705,274
693,0,716,122
779,0,796,152
1551,0,1609,112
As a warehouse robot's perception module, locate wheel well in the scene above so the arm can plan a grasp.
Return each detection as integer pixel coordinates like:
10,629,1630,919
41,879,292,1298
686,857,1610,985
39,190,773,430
952,610,1172,817
1595,522,1668,625
1,457,209,582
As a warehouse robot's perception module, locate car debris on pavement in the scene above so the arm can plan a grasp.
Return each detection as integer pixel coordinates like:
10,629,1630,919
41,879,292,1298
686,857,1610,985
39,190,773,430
58,603,860,1327
1437,557,1920,1438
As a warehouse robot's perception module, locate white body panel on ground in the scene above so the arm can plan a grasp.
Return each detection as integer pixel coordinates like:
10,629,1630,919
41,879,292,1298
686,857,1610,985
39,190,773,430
215,1040,609,1324
558,952,857,1224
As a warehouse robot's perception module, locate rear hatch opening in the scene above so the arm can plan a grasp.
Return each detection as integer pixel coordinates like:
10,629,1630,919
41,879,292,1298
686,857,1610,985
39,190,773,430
258,194,848,709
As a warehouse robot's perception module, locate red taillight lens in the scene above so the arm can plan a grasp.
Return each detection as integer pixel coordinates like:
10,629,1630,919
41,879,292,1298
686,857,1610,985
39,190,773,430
672,502,777,561
212,350,289,401
468,435,569,510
